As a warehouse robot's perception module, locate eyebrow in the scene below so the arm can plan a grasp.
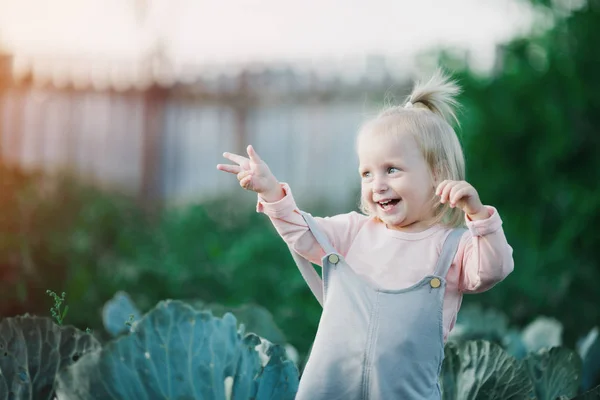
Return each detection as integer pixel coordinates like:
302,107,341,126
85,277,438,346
384,161,405,169
358,160,405,173
362,160,404,169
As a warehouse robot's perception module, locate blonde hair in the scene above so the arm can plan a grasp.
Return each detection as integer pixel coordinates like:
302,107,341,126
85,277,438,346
357,69,466,228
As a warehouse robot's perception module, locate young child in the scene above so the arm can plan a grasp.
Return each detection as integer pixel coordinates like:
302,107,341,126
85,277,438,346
216,70,514,399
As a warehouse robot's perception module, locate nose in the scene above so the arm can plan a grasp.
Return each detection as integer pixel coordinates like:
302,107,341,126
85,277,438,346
372,176,389,193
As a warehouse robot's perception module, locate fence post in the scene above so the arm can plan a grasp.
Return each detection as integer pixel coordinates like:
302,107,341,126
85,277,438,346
0,53,13,165
140,84,168,207
233,70,249,156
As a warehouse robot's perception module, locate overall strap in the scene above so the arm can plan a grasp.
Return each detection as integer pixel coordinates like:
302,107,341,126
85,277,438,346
286,211,337,308
433,228,467,278
289,247,324,307
299,211,337,255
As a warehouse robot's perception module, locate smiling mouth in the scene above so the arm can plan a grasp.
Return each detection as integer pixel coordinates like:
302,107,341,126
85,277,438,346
377,199,400,211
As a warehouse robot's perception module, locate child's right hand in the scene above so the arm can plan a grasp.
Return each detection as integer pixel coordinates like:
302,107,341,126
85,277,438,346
216,145,283,200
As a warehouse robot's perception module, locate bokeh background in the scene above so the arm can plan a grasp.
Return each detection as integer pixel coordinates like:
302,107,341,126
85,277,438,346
0,0,598,366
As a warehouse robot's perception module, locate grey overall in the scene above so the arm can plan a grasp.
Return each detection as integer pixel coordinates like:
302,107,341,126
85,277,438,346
289,211,465,400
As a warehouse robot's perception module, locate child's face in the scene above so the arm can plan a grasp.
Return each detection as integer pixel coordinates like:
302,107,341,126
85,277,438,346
358,129,436,232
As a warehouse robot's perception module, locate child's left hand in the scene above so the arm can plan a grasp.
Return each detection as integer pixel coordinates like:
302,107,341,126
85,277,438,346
435,180,489,220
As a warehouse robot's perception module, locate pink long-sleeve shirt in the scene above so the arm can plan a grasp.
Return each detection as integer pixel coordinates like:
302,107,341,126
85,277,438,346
257,183,514,341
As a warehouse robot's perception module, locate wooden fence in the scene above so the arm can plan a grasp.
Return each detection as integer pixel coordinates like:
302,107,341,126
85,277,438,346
0,53,412,210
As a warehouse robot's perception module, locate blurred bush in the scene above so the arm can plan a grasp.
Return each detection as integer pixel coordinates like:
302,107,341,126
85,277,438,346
439,0,600,346
0,164,322,355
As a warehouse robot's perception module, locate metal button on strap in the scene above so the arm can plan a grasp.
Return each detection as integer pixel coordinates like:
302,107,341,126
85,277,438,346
430,278,441,288
327,254,339,264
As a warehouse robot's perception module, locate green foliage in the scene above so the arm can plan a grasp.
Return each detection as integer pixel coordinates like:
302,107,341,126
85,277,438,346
0,166,320,357
0,315,100,400
572,385,600,400
0,166,152,329
441,340,588,400
55,300,299,400
424,0,600,353
441,303,600,399
46,290,68,326
102,291,290,347
578,327,600,394
448,304,600,393
1,299,298,400
101,291,141,336
441,340,535,399
124,314,135,327
2,295,600,400
523,347,581,400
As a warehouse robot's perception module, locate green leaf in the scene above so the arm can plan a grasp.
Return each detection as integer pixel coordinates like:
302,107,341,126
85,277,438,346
56,300,299,400
440,342,462,400
198,302,288,345
523,347,581,400
521,317,563,354
253,341,298,399
0,316,100,400
440,340,535,400
576,327,600,392
101,291,142,337
447,304,509,344
60,305,69,323
503,329,529,360
568,383,600,400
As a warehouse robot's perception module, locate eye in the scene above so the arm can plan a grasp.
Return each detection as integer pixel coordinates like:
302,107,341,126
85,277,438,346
361,171,371,178
387,167,401,174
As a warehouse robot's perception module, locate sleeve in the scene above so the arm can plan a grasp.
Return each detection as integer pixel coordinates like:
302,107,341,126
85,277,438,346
455,206,515,293
256,182,368,266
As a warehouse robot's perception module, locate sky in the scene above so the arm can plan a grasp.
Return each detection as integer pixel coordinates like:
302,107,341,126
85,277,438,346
0,0,536,75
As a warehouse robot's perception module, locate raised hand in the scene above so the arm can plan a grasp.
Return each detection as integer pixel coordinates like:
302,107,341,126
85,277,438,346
217,145,282,200
435,180,489,220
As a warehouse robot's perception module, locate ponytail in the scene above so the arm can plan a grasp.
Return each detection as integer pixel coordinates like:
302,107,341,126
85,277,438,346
403,69,462,127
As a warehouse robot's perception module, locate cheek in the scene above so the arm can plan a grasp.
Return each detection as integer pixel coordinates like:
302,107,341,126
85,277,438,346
361,184,377,209
390,179,413,197
404,176,433,196
360,184,371,200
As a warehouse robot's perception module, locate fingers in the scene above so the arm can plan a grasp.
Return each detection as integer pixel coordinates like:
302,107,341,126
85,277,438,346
237,169,252,181
222,152,250,168
216,163,242,174
436,180,472,207
239,173,253,190
217,146,265,193
237,169,254,191
436,180,454,204
216,162,254,190
435,181,446,197
247,145,262,164
449,186,472,207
